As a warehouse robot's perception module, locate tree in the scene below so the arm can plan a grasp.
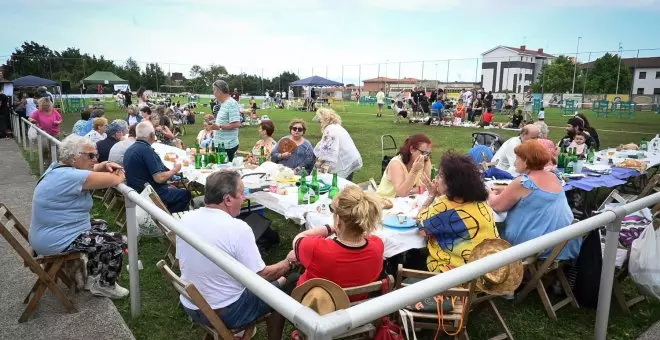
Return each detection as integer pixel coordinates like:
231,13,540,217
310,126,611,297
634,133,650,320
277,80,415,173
2,41,55,80
584,53,631,94
531,55,582,93
118,57,143,90
142,63,166,92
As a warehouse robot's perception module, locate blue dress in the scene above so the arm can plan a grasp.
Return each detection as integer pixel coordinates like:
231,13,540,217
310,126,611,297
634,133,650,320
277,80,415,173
271,136,315,172
503,174,582,260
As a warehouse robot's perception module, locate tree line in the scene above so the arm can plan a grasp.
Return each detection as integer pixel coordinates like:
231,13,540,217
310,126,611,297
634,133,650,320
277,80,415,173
531,53,632,94
1,41,299,94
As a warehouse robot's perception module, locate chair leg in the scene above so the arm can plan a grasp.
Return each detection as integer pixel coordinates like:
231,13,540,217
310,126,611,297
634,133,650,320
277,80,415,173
612,278,631,314
489,300,514,340
557,269,579,308
536,279,557,321
20,260,77,322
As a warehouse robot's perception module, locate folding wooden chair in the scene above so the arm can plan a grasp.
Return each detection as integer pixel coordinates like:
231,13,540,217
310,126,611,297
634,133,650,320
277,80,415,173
514,240,579,321
355,178,378,192
156,260,268,340
395,265,513,340
0,203,81,322
335,276,395,339
147,187,179,267
620,174,660,203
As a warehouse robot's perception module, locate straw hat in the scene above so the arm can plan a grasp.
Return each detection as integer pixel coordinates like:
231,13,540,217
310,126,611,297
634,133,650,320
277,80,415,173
468,239,523,296
291,279,350,316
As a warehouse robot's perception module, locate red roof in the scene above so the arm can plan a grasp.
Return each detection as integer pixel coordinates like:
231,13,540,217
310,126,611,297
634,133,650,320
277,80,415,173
503,46,554,58
363,77,417,84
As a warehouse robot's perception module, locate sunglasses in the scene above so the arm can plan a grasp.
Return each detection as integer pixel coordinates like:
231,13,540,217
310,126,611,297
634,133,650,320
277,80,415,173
81,152,98,160
415,148,431,157
291,127,305,132
329,205,335,214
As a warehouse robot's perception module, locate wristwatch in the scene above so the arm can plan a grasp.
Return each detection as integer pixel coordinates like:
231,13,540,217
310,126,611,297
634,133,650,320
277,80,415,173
324,224,334,236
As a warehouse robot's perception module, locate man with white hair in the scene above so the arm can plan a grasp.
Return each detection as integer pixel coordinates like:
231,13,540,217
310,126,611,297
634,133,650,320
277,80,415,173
109,124,137,166
212,80,241,161
97,119,129,162
124,121,191,213
491,124,541,175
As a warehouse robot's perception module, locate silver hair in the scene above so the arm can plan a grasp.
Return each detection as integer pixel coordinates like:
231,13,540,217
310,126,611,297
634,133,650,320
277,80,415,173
59,134,96,164
212,80,229,94
534,121,549,139
135,121,155,139
204,171,241,205
106,119,129,138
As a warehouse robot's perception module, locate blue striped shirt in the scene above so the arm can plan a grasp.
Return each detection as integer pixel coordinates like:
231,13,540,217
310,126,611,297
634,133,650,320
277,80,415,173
214,98,240,149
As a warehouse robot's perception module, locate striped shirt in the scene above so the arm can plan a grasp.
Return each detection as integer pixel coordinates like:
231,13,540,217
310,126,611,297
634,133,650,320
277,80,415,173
214,98,240,149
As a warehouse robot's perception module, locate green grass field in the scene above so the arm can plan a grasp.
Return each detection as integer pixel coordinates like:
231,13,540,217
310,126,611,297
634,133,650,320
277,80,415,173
50,98,660,339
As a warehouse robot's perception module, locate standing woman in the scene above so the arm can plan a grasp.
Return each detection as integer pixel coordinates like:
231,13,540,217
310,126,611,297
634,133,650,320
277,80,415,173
29,97,63,163
136,87,149,109
312,108,363,180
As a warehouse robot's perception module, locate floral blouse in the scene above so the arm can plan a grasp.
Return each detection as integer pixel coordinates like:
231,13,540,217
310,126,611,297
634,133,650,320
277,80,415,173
251,139,277,162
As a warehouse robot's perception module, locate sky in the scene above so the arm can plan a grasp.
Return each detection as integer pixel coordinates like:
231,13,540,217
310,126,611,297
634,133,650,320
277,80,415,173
2,0,660,85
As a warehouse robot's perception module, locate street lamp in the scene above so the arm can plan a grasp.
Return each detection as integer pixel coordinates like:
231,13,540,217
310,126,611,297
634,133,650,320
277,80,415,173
571,36,582,94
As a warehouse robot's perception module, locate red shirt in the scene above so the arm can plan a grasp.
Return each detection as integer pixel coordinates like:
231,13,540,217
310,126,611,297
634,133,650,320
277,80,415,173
482,112,494,123
296,235,384,300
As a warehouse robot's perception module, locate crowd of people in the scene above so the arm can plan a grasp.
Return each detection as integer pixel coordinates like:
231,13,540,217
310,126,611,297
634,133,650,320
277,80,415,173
19,80,611,339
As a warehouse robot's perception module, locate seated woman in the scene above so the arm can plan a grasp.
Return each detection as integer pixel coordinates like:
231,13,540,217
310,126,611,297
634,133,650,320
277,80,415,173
488,140,581,260
376,134,432,198
152,115,181,148
125,104,142,126
271,119,315,172
538,138,559,171
454,99,466,121
85,117,108,143
478,106,495,127
72,110,91,136
313,108,362,180
249,96,258,113
292,185,384,299
196,114,216,147
503,109,523,129
248,120,277,165
418,152,500,273
28,135,128,298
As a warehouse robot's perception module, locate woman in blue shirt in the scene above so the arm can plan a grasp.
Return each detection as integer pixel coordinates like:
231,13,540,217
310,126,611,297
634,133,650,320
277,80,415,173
488,140,581,260
270,119,315,172
29,135,129,299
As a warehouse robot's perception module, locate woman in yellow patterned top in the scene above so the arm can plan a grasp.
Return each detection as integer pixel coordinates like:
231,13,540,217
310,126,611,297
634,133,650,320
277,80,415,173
418,152,500,273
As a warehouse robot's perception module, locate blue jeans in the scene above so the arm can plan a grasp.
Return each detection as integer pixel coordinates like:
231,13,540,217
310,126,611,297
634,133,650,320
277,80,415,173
183,280,279,329
158,187,191,213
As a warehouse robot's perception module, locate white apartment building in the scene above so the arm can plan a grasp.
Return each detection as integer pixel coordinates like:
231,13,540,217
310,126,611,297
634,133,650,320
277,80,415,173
481,45,554,93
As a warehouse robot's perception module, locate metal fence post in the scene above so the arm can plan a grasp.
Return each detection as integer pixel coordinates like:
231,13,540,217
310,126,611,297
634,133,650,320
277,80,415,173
50,141,58,164
37,135,44,174
595,217,622,340
124,195,141,318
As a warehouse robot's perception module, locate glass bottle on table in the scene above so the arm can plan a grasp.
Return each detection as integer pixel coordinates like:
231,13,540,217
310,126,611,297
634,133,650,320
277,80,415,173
587,147,595,164
640,138,648,151
565,149,575,174
258,145,266,165
328,173,339,199
207,143,215,164
309,168,320,203
218,143,228,164
298,168,309,205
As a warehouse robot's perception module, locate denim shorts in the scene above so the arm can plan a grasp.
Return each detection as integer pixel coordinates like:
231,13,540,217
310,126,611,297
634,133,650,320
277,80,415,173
183,280,279,330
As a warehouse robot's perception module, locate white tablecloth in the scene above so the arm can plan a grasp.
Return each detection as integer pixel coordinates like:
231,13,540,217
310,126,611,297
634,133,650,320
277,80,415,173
596,149,660,169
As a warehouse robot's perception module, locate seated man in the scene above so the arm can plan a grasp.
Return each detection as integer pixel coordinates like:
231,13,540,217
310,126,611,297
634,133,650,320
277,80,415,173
503,109,523,129
97,119,129,163
124,121,191,213
177,170,296,339
490,124,540,176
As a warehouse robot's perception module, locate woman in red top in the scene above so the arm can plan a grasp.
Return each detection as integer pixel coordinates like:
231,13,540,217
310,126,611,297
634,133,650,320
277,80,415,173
292,186,384,300
479,106,494,127
454,99,466,120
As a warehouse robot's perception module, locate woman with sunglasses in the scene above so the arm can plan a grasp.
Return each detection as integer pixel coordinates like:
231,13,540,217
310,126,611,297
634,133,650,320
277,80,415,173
376,134,433,198
271,119,315,172
29,134,129,299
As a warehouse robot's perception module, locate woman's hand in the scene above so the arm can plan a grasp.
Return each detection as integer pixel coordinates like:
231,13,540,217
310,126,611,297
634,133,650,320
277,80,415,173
411,154,426,174
54,120,62,125
422,172,442,197
280,152,291,159
96,161,124,173
113,169,126,183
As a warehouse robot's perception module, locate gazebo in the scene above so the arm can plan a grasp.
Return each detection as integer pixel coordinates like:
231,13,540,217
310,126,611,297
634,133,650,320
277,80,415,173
12,75,57,88
82,71,128,85
289,76,345,111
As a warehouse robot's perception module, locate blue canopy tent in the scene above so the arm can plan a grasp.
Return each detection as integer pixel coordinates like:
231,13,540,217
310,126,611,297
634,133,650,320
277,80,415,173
290,76,343,87
12,75,57,88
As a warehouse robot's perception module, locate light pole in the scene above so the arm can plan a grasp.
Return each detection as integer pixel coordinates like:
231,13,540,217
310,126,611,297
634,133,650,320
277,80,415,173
571,36,582,94
615,42,623,95
435,63,438,82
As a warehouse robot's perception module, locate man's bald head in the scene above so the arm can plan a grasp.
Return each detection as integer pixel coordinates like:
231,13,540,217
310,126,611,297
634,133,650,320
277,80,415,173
521,124,540,142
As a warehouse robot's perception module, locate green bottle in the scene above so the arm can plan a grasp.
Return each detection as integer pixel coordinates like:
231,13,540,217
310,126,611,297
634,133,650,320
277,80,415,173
557,146,566,168
587,147,595,164
298,169,309,205
218,143,227,164
431,166,437,179
207,144,215,164
328,173,339,199
258,145,266,164
640,138,648,151
309,168,320,203
566,149,576,174
194,153,202,169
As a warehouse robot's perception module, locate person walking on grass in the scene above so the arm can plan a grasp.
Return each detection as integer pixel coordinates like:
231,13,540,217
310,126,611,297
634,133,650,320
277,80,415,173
376,88,385,117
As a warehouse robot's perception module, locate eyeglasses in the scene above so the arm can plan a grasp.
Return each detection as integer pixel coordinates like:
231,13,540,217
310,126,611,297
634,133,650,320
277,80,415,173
329,205,335,214
415,148,431,157
81,152,98,160
291,127,305,132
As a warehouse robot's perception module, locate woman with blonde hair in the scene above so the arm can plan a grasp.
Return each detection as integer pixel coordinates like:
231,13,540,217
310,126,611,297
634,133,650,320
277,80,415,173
29,97,63,138
125,104,142,126
271,119,315,172
312,108,362,180
85,117,108,143
196,114,217,147
292,185,384,299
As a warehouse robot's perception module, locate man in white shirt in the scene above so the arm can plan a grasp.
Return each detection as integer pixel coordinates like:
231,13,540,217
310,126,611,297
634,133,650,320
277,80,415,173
461,89,472,105
490,124,540,175
376,88,385,117
177,170,295,339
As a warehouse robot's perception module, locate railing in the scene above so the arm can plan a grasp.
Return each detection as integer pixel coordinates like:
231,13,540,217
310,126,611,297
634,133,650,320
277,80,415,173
10,112,660,340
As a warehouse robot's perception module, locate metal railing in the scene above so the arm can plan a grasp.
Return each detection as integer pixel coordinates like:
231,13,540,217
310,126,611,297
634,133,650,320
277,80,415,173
10,112,660,339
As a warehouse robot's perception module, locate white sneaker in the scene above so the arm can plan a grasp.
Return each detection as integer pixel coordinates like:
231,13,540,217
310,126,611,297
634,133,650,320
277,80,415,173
90,281,129,299
84,275,99,291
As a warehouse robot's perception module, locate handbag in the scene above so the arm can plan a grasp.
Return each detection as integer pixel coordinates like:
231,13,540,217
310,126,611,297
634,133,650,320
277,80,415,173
375,279,405,340
28,125,38,141
629,224,660,300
